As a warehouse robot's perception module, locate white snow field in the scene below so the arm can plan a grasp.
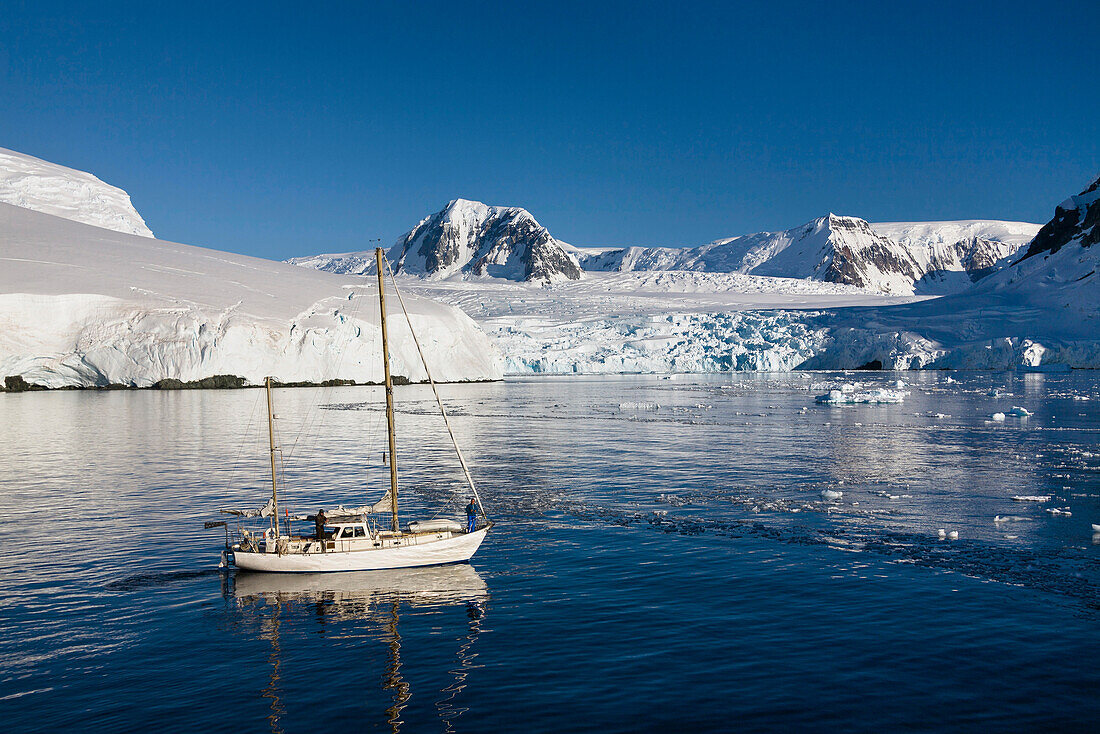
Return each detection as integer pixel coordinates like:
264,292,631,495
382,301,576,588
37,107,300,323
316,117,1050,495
0,147,154,237
0,202,502,388
871,220,1039,250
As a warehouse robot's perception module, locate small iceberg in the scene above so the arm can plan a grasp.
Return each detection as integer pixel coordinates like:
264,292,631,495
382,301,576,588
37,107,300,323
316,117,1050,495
991,412,1006,421
1091,523,1100,533
1006,406,1032,417
1011,495,1052,502
815,388,907,405
1046,507,1072,516
820,489,843,501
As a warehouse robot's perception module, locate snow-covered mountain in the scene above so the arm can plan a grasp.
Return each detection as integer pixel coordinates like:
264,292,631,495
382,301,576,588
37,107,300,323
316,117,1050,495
571,216,1039,295
393,199,582,282
292,198,1037,295
292,200,583,283
0,147,153,237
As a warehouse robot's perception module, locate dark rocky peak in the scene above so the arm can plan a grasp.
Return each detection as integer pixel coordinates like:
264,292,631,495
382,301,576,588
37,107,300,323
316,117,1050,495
1017,176,1100,262
391,199,582,283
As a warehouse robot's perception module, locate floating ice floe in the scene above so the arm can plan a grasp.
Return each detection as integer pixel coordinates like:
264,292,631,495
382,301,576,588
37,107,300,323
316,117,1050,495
1006,406,1033,417
815,388,907,405
991,412,1006,421
1011,495,1052,502
820,489,843,501
937,529,959,540
619,401,660,411
1045,507,1072,516
1091,523,1100,533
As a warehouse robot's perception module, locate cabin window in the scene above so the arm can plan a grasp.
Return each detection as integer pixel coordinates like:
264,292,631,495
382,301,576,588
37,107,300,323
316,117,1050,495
339,527,356,539
353,526,367,538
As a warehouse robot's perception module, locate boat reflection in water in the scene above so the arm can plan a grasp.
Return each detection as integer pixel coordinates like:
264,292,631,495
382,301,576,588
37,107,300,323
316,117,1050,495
231,564,489,733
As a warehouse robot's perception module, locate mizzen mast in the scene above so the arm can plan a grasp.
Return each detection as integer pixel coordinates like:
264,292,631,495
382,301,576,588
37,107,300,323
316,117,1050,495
265,376,280,534
376,247,401,532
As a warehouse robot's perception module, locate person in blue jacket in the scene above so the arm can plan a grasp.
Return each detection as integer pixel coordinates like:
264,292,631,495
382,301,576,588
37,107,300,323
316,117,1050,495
465,498,477,533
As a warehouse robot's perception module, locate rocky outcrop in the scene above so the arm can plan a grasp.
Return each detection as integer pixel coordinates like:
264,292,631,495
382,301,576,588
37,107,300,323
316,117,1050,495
1016,176,1100,261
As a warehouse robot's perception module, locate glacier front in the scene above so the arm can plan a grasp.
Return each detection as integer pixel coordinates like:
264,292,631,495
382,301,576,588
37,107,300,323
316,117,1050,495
0,202,503,388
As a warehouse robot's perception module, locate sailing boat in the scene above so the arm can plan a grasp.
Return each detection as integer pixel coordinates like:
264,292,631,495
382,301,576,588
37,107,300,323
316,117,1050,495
218,248,491,573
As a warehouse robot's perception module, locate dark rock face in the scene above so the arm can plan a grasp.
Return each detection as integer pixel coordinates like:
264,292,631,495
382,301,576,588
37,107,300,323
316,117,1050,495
819,216,922,289
152,375,247,389
958,237,1004,273
3,375,46,392
1018,176,1100,262
414,216,463,274
393,200,582,283
525,232,583,281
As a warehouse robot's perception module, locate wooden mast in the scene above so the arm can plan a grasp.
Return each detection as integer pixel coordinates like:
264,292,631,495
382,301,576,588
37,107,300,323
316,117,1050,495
376,248,400,532
265,376,280,535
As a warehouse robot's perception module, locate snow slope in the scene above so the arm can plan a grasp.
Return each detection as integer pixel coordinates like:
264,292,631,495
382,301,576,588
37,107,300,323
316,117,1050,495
0,147,153,237
0,202,502,387
978,176,1100,316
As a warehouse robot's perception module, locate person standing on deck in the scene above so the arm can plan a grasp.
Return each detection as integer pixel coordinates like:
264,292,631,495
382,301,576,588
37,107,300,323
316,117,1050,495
315,509,327,552
465,498,477,533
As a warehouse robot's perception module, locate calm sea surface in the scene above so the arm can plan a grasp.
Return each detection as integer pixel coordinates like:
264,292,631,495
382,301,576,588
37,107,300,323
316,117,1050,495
1,373,1099,731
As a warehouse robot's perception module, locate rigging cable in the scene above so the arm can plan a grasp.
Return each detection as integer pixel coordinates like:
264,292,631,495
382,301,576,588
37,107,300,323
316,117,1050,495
383,257,488,520
278,279,390,511
221,387,264,502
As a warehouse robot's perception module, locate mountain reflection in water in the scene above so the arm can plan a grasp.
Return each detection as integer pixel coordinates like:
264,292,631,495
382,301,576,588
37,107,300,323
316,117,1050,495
230,565,489,734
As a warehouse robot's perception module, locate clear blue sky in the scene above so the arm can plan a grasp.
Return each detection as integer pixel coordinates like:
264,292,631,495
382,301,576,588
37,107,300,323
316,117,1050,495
1,1,1097,259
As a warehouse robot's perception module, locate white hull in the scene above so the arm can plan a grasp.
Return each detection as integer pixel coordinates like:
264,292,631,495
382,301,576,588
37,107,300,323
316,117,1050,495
233,527,489,573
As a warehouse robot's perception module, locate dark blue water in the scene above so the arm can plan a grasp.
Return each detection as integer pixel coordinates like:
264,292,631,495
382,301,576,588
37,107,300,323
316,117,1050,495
2,372,1099,731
